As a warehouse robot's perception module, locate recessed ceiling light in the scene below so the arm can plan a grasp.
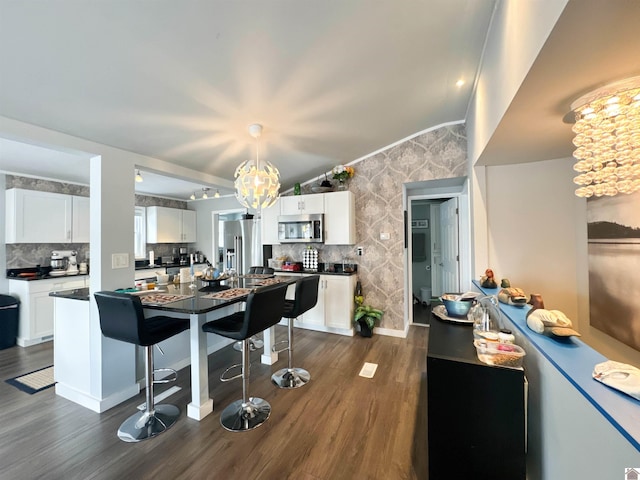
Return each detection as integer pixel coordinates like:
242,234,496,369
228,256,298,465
456,79,465,88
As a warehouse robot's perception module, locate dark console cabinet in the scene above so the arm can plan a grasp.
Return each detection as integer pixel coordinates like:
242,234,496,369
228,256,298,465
427,318,526,480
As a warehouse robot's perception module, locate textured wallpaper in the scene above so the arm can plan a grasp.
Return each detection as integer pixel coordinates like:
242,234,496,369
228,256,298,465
274,124,467,331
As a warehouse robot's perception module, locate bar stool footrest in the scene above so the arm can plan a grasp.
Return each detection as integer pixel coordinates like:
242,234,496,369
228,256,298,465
272,339,289,354
153,368,177,384
220,363,243,382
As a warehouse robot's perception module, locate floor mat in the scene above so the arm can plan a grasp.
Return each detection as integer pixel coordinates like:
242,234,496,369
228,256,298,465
5,365,55,394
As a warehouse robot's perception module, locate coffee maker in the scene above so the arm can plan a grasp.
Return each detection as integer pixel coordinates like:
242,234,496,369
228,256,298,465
179,247,189,265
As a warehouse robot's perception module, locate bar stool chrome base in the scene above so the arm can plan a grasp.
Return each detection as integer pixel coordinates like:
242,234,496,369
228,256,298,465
117,404,180,442
220,397,271,432
271,367,310,389
233,336,263,352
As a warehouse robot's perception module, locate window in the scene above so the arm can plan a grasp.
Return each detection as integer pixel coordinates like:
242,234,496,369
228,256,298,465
134,206,146,259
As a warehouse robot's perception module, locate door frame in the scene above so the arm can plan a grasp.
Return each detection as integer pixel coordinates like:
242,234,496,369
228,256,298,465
403,179,471,329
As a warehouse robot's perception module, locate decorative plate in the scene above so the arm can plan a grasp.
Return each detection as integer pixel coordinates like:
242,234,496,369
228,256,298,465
431,304,474,324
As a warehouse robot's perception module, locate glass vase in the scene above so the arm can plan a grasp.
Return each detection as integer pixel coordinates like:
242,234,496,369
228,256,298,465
336,178,348,191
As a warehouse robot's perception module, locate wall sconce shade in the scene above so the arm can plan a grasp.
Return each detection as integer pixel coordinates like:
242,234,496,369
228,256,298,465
234,124,280,210
202,187,210,199
214,190,220,198
190,192,196,200
135,170,143,183
570,76,640,198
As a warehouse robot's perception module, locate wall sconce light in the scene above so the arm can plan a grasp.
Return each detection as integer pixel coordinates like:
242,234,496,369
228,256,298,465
190,192,196,200
234,124,280,210
214,190,220,198
135,170,143,183
570,76,640,197
202,187,210,199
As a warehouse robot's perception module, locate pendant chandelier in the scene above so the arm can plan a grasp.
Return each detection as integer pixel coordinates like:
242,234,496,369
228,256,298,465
234,124,280,210
570,76,640,198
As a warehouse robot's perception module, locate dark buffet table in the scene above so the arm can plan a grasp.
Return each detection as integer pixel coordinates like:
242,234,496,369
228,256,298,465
51,275,299,421
427,314,526,479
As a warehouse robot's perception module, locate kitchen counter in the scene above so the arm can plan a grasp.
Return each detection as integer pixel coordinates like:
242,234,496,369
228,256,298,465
49,287,90,301
6,267,89,281
273,268,357,276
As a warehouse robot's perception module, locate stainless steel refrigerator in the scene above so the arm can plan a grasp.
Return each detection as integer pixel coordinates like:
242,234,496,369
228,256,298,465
221,219,262,275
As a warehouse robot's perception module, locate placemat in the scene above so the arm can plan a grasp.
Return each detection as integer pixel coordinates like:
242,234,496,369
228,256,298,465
139,293,194,306
202,288,252,300
239,274,274,279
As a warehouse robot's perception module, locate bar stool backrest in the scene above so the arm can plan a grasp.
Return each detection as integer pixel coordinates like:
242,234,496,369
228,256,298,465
94,291,150,346
288,275,320,318
242,283,288,339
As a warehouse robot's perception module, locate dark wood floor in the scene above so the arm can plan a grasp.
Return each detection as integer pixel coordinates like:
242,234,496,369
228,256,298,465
0,325,429,479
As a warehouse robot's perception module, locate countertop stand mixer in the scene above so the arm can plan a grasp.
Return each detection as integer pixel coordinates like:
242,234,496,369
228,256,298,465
50,250,79,276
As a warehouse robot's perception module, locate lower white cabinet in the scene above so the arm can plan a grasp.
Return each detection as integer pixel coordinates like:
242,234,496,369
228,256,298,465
9,276,89,346
276,272,355,335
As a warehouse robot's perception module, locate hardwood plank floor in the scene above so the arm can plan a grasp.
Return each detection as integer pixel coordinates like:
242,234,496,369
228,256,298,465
0,325,429,480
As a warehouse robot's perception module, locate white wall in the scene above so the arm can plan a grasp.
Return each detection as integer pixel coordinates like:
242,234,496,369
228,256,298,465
485,157,640,367
467,0,568,165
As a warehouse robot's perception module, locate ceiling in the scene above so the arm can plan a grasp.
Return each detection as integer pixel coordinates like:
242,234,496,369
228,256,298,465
0,1,639,200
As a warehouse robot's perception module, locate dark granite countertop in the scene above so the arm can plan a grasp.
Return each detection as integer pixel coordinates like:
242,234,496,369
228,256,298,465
50,287,90,301
273,268,357,276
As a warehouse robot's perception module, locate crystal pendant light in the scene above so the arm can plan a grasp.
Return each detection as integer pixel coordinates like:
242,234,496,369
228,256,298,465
570,76,640,198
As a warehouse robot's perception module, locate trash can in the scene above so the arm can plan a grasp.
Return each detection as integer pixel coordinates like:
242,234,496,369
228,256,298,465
420,287,432,306
0,294,20,350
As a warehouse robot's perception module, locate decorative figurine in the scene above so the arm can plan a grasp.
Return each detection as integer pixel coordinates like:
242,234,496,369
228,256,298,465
526,293,545,318
498,287,528,307
480,268,498,289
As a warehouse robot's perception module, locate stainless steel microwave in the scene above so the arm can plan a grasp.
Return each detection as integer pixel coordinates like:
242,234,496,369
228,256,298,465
278,214,324,243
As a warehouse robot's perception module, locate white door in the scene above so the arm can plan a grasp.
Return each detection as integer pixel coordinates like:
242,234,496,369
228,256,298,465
430,204,443,297
439,197,459,293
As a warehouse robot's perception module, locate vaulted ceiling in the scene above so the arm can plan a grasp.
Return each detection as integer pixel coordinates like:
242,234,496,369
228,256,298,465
0,1,639,200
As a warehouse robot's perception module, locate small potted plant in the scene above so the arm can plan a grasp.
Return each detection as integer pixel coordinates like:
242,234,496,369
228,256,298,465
354,303,383,337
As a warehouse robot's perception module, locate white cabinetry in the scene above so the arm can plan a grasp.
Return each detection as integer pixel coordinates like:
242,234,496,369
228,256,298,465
275,272,355,335
6,189,72,243
5,189,89,244
260,198,280,245
9,276,89,346
324,191,356,245
280,194,324,215
71,196,90,243
146,206,197,243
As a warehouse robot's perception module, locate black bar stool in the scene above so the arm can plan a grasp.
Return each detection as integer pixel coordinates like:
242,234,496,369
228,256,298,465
202,283,287,432
271,275,320,389
233,266,274,352
94,291,189,442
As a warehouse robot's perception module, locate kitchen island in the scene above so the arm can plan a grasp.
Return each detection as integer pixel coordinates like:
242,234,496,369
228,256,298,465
51,276,299,420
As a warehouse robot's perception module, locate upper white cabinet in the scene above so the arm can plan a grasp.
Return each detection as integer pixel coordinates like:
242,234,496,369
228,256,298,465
71,196,90,243
261,191,356,246
147,206,196,243
324,191,356,245
260,198,281,245
5,188,84,244
280,193,324,215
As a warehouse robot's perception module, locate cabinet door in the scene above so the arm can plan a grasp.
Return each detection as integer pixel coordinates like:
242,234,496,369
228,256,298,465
260,198,280,245
324,191,356,245
32,291,55,339
280,194,324,214
325,275,354,329
280,196,304,215
6,189,72,243
147,206,181,243
181,210,197,242
72,196,90,243
300,276,325,326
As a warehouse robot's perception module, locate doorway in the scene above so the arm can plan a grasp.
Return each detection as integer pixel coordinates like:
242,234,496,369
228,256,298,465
409,198,460,325
403,177,470,328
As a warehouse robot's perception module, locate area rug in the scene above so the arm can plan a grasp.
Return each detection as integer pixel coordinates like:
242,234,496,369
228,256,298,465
5,365,55,394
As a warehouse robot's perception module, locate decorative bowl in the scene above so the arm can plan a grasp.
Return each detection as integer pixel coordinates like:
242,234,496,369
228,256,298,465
311,186,333,193
440,293,475,318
